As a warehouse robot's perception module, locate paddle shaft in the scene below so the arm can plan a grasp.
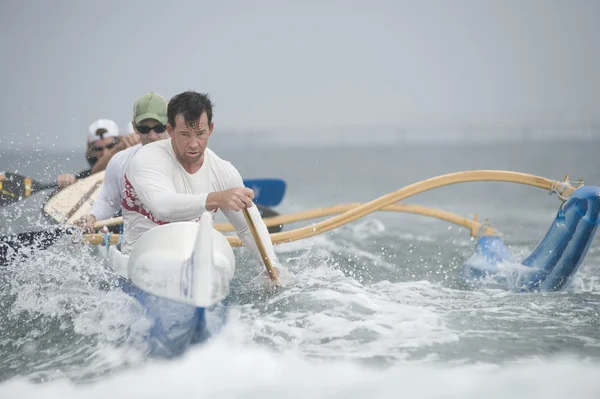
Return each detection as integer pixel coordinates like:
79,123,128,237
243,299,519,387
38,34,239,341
36,182,60,190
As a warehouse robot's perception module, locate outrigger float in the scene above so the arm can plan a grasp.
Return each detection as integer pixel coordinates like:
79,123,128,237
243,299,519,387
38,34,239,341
2,169,598,356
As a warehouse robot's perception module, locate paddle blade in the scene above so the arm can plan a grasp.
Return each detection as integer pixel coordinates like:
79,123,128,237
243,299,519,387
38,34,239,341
244,178,286,207
0,227,73,266
0,172,58,207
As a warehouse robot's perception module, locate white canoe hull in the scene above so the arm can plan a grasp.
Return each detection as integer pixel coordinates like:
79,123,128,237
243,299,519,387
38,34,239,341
102,212,235,356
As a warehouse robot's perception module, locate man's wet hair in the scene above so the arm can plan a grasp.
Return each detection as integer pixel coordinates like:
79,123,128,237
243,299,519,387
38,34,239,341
167,91,214,129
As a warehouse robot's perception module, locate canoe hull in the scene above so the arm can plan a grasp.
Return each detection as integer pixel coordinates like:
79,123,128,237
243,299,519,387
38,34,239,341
115,276,227,357
104,217,235,357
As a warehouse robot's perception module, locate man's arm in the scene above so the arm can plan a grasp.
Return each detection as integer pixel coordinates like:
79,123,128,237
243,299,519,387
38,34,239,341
89,156,124,220
220,165,280,268
126,151,208,222
91,151,116,174
91,134,141,174
74,157,124,232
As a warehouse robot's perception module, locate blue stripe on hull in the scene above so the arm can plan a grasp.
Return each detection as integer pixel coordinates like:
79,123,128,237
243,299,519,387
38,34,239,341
116,278,227,357
459,186,600,292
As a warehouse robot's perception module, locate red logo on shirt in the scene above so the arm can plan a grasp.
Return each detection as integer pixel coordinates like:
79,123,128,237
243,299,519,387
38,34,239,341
121,175,218,225
121,175,168,225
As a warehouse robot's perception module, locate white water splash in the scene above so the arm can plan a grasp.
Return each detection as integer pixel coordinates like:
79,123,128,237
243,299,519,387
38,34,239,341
2,337,600,399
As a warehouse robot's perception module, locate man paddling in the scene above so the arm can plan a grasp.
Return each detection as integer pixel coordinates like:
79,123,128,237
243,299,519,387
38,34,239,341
74,93,283,235
75,93,169,232
56,118,140,188
120,90,280,274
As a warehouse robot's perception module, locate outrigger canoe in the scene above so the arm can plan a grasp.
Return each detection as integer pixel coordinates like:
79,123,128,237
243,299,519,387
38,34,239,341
47,170,600,356
1,169,597,360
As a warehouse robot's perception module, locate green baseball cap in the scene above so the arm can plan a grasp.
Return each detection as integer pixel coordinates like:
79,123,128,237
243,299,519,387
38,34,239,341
133,92,168,125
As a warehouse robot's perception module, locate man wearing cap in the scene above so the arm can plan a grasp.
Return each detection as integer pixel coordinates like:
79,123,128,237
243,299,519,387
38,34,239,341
75,92,169,231
89,119,142,175
56,118,140,187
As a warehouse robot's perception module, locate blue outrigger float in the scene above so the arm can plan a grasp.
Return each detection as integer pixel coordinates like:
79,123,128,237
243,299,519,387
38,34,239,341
460,184,600,292
89,169,599,357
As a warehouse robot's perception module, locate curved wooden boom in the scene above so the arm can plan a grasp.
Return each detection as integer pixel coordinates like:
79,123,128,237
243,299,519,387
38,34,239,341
86,170,579,248
92,203,499,237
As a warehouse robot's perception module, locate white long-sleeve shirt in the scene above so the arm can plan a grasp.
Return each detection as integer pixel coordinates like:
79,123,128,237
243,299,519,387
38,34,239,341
90,143,142,220
120,139,279,269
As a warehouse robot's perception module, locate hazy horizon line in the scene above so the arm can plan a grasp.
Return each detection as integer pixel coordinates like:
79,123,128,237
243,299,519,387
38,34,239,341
2,132,600,155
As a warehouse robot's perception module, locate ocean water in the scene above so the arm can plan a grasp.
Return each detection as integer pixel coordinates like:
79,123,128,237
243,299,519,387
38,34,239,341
1,138,600,398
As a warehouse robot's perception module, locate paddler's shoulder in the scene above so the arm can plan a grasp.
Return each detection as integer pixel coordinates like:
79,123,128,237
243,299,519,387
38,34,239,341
127,140,174,174
203,148,240,183
109,143,142,165
133,139,172,159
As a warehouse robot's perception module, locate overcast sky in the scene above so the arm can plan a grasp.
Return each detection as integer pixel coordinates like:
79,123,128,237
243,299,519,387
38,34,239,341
1,0,599,151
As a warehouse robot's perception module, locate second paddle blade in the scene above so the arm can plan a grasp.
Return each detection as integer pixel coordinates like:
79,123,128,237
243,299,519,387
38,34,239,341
0,172,58,207
244,178,287,207
0,227,74,266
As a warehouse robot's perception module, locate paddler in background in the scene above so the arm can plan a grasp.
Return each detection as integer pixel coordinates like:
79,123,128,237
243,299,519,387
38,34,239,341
55,118,140,188
119,90,280,276
74,93,169,232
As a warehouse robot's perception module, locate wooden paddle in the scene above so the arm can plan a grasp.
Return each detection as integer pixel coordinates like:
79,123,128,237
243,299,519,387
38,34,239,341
0,172,59,207
243,206,279,283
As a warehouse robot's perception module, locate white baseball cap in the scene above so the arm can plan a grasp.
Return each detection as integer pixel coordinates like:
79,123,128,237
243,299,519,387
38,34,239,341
88,118,120,142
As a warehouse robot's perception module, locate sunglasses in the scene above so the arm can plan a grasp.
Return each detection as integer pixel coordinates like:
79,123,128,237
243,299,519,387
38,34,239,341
91,138,120,152
136,124,167,134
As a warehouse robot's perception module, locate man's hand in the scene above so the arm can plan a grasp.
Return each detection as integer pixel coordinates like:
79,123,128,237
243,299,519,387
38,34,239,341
92,134,141,174
57,173,76,188
73,214,97,234
208,187,255,211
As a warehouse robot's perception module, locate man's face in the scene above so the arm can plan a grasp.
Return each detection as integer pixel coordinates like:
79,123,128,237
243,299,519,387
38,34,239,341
134,118,169,146
86,131,120,166
167,112,213,165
